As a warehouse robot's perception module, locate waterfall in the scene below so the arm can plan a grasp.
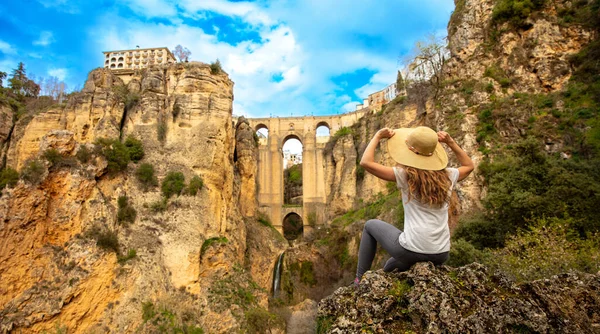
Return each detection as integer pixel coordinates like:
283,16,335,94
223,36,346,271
272,251,285,298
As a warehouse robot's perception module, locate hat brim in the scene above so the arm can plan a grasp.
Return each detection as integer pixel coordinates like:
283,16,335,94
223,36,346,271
386,128,448,170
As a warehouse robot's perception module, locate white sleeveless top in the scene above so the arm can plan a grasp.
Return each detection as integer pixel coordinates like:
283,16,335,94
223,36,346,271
393,167,459,254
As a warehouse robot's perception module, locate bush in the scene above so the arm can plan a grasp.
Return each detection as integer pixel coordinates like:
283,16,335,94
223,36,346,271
186,175,203,196
87,227,120,254
492,0,546,29
117,248,137,264
43,148,63,165
95,138,130,174
150,198,168,212
0,168,19,190
117,195,137,225
20,159,46,185
447,238,488,267
124,136,145,162
210,59,222,75
76,145,92,163
487,217,600,282
162,171,185,198
136,163,158,190
245,307,283,334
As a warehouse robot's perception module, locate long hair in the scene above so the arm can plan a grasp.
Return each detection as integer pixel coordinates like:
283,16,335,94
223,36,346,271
404,166,451,207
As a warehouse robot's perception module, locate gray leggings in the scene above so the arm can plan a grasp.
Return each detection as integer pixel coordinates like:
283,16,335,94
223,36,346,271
356,219,449,279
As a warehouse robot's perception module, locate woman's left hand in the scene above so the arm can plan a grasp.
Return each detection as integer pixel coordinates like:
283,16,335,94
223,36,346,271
376,128,395,139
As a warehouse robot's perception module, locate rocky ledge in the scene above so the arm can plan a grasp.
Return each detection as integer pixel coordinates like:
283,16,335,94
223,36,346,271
318,262,600,333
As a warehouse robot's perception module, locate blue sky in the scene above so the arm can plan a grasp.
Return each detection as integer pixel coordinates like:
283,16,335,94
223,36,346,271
0,0,455,118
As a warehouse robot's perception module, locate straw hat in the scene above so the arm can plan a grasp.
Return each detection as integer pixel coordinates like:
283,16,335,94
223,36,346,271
387,126,448,170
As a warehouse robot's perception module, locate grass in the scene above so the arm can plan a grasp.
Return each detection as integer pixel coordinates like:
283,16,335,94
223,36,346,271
201,237,228,256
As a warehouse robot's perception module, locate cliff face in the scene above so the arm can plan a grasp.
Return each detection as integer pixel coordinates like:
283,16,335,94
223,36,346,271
0,63,285,333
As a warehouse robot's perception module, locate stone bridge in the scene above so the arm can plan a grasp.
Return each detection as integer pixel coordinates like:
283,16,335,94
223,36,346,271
247,109,368,239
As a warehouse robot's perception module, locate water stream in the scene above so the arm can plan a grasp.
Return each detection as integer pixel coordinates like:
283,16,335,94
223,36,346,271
272,251,285,298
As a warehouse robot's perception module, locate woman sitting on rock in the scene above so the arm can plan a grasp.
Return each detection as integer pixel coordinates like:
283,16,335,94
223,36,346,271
354,126,474,286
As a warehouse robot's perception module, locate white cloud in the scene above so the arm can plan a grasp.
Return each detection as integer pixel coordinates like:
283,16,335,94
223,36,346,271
28,53,43,59
342,101,361,112
48,68,68,81
122,0,177,18
0,40,16,55
178,0,272,26
33,31,55,46
354,71,397,100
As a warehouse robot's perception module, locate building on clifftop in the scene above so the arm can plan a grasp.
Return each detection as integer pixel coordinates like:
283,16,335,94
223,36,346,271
102,47,176,83
103,47,176,71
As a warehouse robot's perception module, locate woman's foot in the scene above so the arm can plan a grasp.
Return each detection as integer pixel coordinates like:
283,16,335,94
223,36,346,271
352,277,360,288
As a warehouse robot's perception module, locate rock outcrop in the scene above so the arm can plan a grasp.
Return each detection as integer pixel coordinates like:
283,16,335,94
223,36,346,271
319,262,600,333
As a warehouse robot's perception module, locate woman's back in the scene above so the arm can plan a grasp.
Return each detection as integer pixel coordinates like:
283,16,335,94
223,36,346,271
394,167,459,254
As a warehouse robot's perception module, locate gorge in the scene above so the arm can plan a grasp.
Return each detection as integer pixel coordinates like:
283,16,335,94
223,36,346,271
1,0,600,333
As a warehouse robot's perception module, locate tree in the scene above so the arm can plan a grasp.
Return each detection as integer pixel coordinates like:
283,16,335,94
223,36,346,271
396,70,405,94
401,34,449,98
0,71,6,88
8,62,40,98
172,45,191,62
402,35,449,103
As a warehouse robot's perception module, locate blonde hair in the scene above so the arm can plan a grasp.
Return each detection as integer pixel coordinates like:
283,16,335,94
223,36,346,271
404,166,451,207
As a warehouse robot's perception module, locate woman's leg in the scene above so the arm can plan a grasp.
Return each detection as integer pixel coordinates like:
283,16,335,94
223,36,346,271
356,219,403,280
383,257,412,273
384,250,450,273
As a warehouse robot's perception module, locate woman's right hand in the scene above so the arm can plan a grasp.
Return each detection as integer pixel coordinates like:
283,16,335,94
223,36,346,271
376,128,395,139
437,131,455,145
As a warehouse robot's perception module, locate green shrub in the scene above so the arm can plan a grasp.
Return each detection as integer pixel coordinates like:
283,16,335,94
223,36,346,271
136,163,158,190
90,228,120,253
142,302,156,322
210,59,222,75
117,195,137,225
124,136,145,162
332,127,352,138
95,138,130,174
0,168,19,190
299,261,316,286
488,217,600,282
447,238,488,266
43,148,63,165
186,175,203,195
245,307,283,334
201,237,228,256
316,316,334,334
117,249,137,264
20,159,46,185
76,145,92,163
161,171,185,198
150,197,168,212
492,0,546,29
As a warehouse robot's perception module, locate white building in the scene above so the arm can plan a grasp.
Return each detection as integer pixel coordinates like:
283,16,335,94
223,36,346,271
103,47,176,70
283,150,302,169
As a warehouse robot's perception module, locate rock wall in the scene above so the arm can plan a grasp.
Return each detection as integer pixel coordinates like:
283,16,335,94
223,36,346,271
0,63,282,333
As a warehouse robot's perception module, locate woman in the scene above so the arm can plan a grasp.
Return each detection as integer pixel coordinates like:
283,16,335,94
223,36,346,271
354,126,474,286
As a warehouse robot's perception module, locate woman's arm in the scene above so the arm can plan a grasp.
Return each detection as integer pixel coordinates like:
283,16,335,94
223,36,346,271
359,128,396,182
437,131,474,181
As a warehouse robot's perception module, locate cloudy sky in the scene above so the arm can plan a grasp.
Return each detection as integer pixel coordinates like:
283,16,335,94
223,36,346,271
0,0,454,118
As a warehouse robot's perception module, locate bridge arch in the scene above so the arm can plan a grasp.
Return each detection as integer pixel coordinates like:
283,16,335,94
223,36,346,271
316,122,331,137
282,212,303,240
246,108,368,233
